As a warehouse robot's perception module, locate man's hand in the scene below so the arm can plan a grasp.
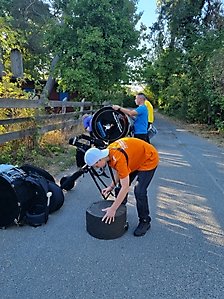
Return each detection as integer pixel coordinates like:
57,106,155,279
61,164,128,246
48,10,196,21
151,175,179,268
102,207,116,224
112,105,120,111
102,186,113,197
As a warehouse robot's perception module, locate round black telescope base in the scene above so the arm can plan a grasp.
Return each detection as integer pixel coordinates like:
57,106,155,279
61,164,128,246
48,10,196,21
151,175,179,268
86,200,128,240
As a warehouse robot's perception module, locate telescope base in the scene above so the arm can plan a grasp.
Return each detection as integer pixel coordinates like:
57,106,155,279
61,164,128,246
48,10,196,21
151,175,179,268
86,200,128,240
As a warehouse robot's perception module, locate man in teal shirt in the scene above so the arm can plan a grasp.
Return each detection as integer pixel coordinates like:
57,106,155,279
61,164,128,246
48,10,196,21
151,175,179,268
112,93,148,141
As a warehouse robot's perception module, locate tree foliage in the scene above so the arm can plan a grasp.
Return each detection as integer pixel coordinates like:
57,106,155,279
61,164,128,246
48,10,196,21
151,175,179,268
0,0,53,79
143,0,224,130
47,0,142,100
1,0,144,102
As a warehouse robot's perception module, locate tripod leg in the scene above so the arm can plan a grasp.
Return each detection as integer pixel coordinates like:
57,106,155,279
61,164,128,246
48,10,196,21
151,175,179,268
89,168,107,200
89,168,114,200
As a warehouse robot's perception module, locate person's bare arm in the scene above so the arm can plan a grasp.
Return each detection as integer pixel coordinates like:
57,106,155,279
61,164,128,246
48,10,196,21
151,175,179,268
112,105,137,117
102,175,129,224
101,171,120,197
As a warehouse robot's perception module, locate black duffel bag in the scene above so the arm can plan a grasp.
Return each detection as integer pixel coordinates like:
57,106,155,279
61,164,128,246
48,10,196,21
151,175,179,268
0,165,34,228
0,164,64,228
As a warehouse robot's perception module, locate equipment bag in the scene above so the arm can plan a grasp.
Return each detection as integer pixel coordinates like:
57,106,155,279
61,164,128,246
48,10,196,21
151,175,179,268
20,164,55,183
0,164,64,228
21,163,64,213
24,173,50,227
0,166,34,228
24,171,64,227
147,124,158,141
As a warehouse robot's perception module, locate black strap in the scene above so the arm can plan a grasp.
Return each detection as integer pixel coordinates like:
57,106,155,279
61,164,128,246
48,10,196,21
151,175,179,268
107,147,129,189
108,165,116,187
111,147,129,165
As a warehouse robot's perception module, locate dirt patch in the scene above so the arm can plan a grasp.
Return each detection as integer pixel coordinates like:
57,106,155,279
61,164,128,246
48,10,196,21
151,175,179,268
35,124,86,177
182,123,224,148
157,112,224,149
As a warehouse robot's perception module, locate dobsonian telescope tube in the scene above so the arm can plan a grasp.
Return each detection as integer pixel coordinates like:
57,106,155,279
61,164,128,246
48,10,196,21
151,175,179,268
91,106,133,142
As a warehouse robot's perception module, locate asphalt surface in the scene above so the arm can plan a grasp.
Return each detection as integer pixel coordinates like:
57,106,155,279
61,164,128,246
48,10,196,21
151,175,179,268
1,113,224,299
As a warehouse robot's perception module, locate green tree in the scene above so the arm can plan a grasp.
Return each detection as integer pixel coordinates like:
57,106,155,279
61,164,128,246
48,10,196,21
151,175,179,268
143,0,224,128
1,0,53,80
0,16,26,70
47,0,142,100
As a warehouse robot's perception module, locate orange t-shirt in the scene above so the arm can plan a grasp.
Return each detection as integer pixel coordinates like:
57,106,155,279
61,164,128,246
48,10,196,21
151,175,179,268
107,137,159,179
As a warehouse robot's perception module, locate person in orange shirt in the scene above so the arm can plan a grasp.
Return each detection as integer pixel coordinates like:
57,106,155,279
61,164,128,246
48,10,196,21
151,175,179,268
84,137,159,237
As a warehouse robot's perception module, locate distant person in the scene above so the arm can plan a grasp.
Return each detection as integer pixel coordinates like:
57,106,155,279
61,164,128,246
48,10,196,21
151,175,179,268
138,92,157,143
84,137,159,237
144,95,154,127
112,93,148,141
82,114,93,136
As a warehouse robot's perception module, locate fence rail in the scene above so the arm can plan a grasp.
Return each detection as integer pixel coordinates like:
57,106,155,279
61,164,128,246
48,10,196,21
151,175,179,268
0,98,93,109
0,97,103,145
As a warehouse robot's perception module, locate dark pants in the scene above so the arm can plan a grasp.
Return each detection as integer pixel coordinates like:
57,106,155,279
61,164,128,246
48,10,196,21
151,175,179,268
115,168,157,222
134,134,148,142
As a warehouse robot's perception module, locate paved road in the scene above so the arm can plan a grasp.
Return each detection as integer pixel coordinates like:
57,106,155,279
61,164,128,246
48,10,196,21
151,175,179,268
1,113,224,299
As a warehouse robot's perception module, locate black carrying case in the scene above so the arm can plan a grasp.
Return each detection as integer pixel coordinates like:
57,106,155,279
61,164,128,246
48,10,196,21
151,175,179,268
86,200,128,240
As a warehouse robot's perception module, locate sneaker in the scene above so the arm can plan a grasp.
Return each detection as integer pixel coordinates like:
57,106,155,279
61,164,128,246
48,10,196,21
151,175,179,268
134,220,151,237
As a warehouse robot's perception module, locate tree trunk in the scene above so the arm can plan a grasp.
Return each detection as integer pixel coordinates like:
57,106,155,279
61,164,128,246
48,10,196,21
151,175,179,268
40,55,59,101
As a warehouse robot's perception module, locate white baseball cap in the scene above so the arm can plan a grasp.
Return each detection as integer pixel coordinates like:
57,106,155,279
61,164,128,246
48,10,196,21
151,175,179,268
84,147,109,166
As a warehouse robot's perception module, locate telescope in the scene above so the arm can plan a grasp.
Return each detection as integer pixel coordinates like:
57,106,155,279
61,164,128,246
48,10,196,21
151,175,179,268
91,106,133,142
60,106,133,197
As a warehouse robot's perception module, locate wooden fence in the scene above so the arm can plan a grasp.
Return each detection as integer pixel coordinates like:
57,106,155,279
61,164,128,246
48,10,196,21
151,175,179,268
0,98,103,145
